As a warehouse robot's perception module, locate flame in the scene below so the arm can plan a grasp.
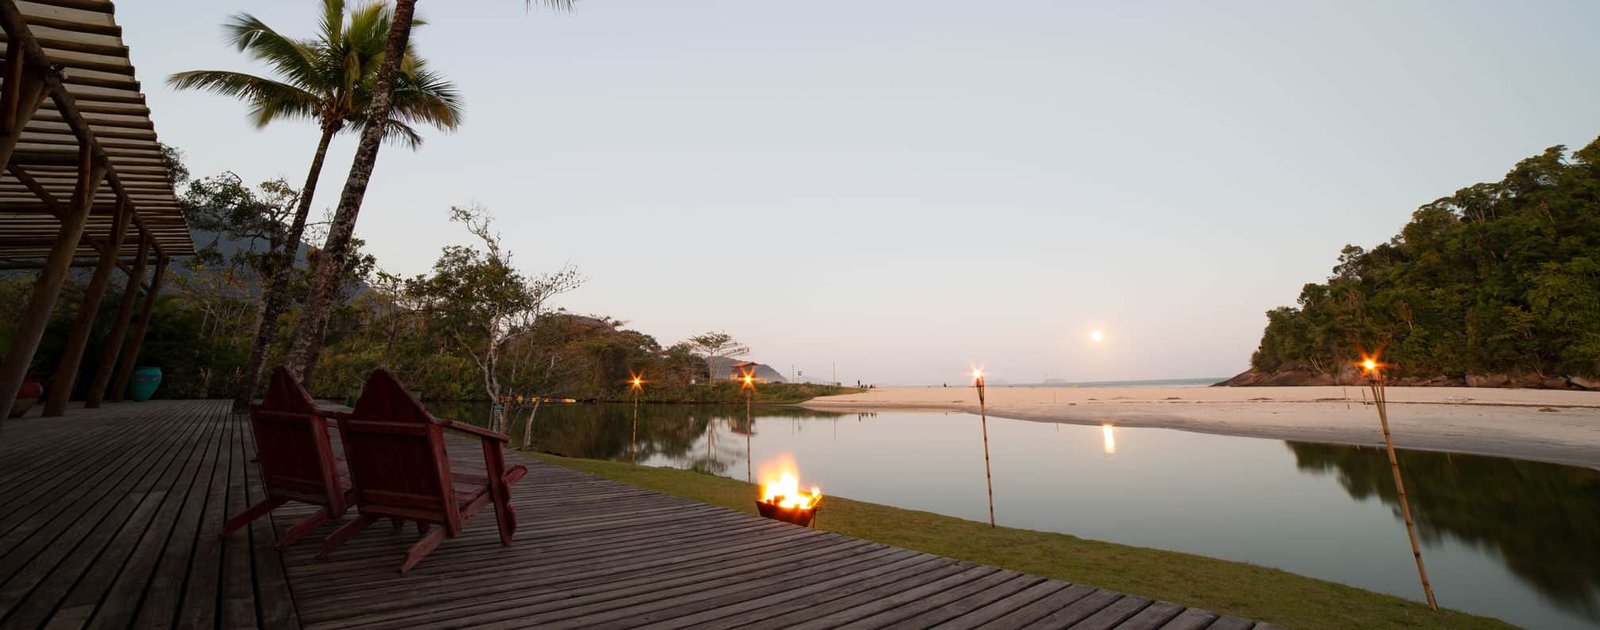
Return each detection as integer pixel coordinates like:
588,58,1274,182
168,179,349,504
1357,353,1385,376
757,454,822,510
1102,422,1116,454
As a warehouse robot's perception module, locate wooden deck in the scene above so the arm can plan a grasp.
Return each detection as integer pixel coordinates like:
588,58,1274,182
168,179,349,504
0,400,1272,629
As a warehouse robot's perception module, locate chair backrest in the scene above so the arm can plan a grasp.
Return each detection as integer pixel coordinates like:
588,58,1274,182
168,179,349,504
339,368,461,533
250,367,343,511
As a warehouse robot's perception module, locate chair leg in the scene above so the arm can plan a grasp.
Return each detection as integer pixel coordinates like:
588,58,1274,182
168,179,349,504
493,502,517,547
219,497,286,538
400,526,449,573
318,514,377,559
493,465,525,546
275,507,331,550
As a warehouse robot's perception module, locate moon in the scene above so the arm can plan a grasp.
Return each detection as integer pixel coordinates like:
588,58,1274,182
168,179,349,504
1090,329,1105,343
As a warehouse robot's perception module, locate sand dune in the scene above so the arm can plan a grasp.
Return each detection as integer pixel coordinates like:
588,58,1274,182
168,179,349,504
803,386,1600,468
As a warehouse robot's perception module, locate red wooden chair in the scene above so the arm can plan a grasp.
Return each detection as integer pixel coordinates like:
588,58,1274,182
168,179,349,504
220,366,353,548
319,368,527,572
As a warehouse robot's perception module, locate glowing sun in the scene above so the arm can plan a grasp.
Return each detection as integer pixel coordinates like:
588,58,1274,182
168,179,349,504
1090,329,1105,343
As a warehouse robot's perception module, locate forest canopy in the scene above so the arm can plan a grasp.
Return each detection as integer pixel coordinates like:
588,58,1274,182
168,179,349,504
1249,137,1600,381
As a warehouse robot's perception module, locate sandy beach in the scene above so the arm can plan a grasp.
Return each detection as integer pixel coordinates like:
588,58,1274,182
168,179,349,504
803,386,1600,468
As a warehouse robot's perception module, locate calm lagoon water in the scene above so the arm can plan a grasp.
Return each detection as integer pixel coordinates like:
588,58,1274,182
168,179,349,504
445,403,1599,629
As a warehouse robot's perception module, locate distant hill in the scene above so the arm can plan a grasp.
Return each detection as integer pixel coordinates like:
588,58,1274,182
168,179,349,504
705,356,788,383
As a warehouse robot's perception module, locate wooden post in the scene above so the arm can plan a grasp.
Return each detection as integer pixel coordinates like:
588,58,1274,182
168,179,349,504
1369,373,1439,611
976,374,996,528
0,45,51,169
43,197,130,416
86,233,148,408
0,144,105,421
109,254,167,403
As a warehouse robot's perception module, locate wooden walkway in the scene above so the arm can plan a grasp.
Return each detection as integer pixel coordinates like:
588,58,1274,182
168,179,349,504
0,400,1273,629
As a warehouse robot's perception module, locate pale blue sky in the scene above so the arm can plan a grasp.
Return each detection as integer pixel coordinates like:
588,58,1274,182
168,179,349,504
121,1,1600,385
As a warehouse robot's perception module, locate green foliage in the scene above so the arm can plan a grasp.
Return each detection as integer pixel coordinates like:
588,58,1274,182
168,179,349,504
1251,139,1600,378
166,0,461,145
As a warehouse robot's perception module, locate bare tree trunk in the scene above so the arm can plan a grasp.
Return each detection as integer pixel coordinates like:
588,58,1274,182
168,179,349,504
287,0,417,388
234,123,340,411
521,397,541,450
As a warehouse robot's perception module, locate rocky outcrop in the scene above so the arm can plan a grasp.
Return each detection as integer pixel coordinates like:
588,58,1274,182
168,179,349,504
1215,362,1332,387
1218,367,1595,389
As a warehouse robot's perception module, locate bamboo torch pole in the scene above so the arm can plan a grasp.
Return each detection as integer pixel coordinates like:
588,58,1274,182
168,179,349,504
742,369,756,484
974,369,996,528
1362,356,1438,611
629,374,643,464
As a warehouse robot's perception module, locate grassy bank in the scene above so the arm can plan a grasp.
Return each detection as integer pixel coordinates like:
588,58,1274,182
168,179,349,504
535,454,1509,630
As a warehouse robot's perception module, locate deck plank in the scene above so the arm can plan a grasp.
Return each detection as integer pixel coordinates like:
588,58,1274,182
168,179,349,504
0,399,1264,629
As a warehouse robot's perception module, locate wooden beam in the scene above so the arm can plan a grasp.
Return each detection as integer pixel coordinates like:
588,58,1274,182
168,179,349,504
109,252,165,403
34,109,156,129
25,0,116,15
0,32,126,57
43,194,126,415
17,14,122,37
86,230,146,408
0,141,103,420
0,53,52,165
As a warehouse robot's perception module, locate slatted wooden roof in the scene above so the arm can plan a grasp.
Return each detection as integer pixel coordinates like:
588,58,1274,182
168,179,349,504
0,0,192,266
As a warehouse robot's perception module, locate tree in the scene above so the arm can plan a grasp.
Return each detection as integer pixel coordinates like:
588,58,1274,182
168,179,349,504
168,0,462,410
1247,137,1600,383
407,205,583,433
285,0,575,388
686,331,749,386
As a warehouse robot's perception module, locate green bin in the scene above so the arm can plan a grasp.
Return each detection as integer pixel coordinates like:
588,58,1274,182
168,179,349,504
128,366,162,402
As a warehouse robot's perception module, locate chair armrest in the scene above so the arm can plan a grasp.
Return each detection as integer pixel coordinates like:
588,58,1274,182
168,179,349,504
315,403,353,422
441,419,511,443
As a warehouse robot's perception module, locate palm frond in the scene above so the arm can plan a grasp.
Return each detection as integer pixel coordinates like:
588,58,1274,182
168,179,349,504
223,14,320,89
389,63,462,131
381,119,425,149
166,70,321,128
317,0,347,50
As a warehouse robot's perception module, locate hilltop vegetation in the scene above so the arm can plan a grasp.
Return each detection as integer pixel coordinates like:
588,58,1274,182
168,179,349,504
1246,137,1600,386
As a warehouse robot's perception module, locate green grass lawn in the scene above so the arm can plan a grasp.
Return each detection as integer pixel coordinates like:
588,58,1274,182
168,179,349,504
536,454,1511,630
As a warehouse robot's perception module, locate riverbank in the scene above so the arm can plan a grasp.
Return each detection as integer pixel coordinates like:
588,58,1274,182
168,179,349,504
536,453,1506,629
802,386,1600,468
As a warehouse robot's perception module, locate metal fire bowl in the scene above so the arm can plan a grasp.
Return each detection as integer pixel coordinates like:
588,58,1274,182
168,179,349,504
756,500,818,527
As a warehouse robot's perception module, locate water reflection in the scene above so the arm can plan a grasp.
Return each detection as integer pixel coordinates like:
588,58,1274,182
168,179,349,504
435,402,1599,628
1288,442,1600,622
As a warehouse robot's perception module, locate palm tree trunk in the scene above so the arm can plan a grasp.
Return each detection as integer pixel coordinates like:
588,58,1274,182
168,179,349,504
232,123,339,411
287,0,417,388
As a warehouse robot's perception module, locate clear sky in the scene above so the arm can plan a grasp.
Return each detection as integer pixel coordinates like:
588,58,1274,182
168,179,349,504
120,1,1600,385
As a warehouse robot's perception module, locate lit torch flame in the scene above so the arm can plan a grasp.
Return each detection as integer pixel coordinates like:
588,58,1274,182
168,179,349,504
1357,353,1387,380
757,456,822,510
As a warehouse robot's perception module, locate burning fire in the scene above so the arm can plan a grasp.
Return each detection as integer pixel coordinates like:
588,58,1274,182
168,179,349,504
758,455,822,510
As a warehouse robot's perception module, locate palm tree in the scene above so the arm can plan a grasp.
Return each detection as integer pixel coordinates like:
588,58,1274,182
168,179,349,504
286,0,573,388
168,0,462,410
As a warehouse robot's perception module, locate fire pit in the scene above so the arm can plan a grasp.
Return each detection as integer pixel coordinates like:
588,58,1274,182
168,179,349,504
756,469,822,528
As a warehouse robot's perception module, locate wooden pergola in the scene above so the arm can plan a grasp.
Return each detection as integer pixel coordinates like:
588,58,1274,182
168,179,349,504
0,0,192,420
